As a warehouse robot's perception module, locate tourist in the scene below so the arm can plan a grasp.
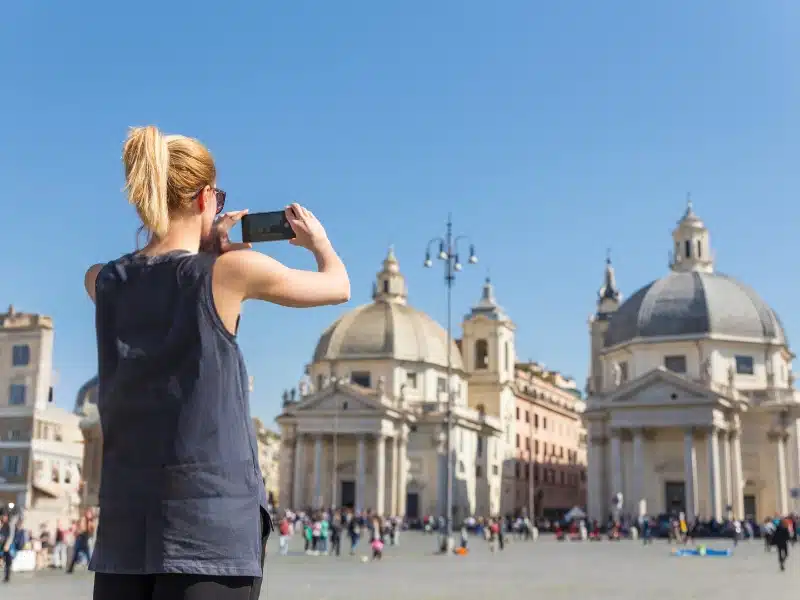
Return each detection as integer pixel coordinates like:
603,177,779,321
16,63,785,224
773,518,791,571
328,512,342,557
278,515,291,556
66,515,92,574
52,520,67,569
84,125,350,600
348,512,361,554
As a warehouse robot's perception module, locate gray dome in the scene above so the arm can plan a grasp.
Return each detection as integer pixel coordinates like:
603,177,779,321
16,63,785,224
313,301,464,370
604,271,786,348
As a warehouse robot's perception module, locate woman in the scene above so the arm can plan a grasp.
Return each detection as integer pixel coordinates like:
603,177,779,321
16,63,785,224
85,126,350,600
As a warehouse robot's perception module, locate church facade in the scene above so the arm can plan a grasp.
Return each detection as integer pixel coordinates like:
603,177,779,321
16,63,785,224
585,202,800,522
276,249,525,519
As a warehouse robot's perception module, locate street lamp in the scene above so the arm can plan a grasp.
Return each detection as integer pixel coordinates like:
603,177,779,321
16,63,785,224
423,214,478,553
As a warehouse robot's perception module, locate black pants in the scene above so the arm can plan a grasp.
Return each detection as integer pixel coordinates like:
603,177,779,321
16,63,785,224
93,513,270,600
777,543,788,568
2,550,12,582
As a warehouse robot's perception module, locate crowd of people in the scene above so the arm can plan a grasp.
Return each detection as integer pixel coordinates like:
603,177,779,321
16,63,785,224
0,509,97,583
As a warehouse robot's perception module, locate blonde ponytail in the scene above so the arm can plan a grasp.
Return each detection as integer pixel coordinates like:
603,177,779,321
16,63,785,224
123,126,170,238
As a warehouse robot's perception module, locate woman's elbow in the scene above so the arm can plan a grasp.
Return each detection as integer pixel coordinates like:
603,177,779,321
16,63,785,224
332,280,351,305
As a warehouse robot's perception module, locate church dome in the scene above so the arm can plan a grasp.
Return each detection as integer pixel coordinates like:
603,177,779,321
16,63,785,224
312,249,464,370
602,200,787,349
604,270,786,348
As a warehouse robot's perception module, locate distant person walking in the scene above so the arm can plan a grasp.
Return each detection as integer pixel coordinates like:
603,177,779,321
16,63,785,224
773,519,791,571
85,125,350,600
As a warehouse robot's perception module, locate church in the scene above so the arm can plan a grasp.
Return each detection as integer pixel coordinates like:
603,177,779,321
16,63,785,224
585,201,800,522
276,249,523,519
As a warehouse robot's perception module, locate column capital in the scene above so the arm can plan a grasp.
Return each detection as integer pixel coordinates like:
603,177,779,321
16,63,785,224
767,430,790,443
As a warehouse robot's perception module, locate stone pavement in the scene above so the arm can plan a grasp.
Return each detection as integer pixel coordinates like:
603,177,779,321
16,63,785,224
4,533,800,599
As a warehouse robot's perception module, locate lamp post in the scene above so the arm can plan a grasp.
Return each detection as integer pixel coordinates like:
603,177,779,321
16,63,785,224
423,215,478,553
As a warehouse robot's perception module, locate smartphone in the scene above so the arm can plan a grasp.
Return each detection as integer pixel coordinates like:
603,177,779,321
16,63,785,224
241,211,296,243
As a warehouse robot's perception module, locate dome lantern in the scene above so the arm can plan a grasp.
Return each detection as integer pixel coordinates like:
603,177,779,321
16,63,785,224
670,194,714,274
374,246,408,305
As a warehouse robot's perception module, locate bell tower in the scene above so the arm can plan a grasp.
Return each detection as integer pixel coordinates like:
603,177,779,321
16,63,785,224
462,278,516,384
587,252,621,395
670,195,714,273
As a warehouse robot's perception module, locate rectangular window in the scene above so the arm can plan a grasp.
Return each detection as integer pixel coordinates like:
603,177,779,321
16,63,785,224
514,462,520,479
406,372,418,388
525,411,529,423
491,465,499,476
534,440,539,454
515,434,520,448
3,455,21,475
516,407,520,420
534,414,539,428
735,355,754,375
12,344,31,367
543,417,548,430
664,355,687,373
477,436,483,458
475,465,482,478
9,384,26,406
525,438,530,451
8,429,23,441
437,377,447,394
350,371,371,388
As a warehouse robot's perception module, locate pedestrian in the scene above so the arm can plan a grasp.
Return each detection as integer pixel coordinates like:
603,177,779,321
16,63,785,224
1,513,17,583
278,516,291,556
774,518,791,571
85,126,350,600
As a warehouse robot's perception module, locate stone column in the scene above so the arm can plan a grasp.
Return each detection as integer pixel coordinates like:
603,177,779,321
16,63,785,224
390,435,399,516
356,435,366,513
791,419,800,511
773,431,789,515
609,430,623,517
722,430,733,516
375,435,386,516
631,428,646,517
706,427,722,520
313,435,323,509
397,434,408,516
683,429,699,519
730,429,745,519
293,433,305,509
587,435,605,521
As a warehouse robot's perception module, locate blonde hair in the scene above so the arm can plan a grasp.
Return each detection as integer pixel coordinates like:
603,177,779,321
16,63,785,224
122,125,216,238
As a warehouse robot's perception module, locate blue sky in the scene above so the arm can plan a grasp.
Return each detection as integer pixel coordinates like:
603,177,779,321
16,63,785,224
1,1,798,425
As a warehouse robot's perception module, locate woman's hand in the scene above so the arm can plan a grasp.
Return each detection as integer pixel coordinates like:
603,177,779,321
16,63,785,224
202,210,252,255
286,204,330,252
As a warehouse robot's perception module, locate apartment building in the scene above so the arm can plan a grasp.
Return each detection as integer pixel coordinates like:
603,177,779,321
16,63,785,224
0,306,83,525
512,361,588,518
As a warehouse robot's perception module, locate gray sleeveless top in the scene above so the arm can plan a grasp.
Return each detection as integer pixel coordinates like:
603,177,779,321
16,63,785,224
89,250,268,576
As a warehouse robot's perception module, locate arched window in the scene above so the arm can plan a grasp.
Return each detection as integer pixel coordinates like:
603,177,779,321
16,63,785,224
684,239,691,258
696,239,702,258
504,341,511,372
383,280,389,293
475,339,489,370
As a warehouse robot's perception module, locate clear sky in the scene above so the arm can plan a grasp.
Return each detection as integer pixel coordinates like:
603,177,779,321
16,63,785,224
1,1,798,426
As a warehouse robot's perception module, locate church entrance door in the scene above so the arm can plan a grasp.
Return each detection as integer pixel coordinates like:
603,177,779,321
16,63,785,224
340,480,355,509
664,481,686,515
406,492,420,519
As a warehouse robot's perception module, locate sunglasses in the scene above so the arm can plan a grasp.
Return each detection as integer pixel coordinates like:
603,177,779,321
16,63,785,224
195,186,227,215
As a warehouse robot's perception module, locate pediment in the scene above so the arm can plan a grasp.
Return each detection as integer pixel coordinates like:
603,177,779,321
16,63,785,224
607,368,715,406
286,382,390,415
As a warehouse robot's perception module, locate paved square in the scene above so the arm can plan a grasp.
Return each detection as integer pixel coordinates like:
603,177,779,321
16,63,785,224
5,533,800,599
